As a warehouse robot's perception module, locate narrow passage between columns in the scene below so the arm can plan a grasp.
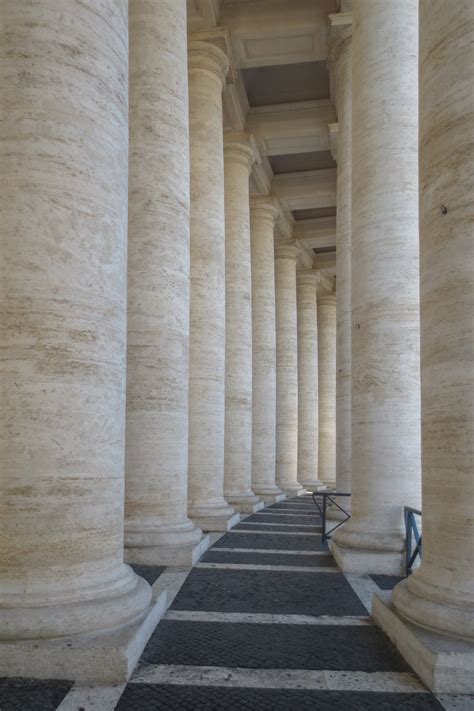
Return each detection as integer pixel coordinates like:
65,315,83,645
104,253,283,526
8,498,460,710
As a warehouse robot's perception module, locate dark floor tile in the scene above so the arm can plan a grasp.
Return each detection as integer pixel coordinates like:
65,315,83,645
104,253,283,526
170,568,365,615
140,620,410,672
130,565,166,586
214,531,328,551
370,574,405,590
235,522,321,533
245,513,321,524
116,685,443,711
201,549,337,567
0,678,72,711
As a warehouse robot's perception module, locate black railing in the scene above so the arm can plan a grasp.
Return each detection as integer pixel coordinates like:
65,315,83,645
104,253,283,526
312,491,351,544
404,506,422,576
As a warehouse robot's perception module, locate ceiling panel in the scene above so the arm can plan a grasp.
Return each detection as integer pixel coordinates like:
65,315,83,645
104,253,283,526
241,61,330,106
292,206,337,220
269,150,336,174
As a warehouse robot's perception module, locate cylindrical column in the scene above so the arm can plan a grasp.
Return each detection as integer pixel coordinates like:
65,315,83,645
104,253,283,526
297,271,323,490
250,198,285,503
331,0,421,575
124,0,205,566
330,15,352,499
317,292,337,488
223,133,263,513
187,42,238,531
392,0,474,640
275,243,304,497
0,0,150,641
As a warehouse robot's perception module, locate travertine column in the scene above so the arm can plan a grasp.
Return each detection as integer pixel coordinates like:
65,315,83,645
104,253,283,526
386,0,474,648
124,0,207,566
331,0,421,575
329,13,352,499
275,244,304,497
317,291,337,487
250,198,285,503
223,132,263,513
0,0,151,665
187,41,238,531
297,271,324,490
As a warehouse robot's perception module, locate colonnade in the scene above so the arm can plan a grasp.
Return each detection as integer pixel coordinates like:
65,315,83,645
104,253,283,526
0,0,472,692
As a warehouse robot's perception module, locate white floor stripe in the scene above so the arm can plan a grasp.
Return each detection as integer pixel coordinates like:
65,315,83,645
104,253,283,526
211,547,329,555
343,573,381,614
228,528,321,536
165,610,372,626
437,694,474,711
196,562,337,573
238,521,321,529
131,664,426,693
56,684,126,711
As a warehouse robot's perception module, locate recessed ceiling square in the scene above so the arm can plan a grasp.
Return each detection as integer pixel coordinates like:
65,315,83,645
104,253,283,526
241,61,330,106
269,151,336,174
292,206,337,221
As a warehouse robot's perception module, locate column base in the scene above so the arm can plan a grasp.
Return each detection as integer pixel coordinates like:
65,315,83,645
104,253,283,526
280,484,305,497
252,485,286,504
225,493,265,513
373,590,474,693
0,591,167,683
125,533,210,567
329,539,404,575
299,480,327,492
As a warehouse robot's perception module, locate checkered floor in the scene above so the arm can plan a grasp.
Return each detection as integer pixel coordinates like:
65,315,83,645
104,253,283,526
1,496,471,710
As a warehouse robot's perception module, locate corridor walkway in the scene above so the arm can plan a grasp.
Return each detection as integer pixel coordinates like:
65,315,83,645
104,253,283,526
1,497,468,710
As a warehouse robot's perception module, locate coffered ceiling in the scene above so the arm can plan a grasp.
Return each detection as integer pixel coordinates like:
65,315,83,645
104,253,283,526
188,0,339,280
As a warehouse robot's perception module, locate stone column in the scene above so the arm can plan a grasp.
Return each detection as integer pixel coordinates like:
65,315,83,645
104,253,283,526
223,132,263,513
317,291,337,488
331,0,421,575
187,41,239,531
296,271,324,490
124,0,207,566
250,198,285,503
0,0,153,679
329,13,352,499
374,0,474,692
275,243,304,497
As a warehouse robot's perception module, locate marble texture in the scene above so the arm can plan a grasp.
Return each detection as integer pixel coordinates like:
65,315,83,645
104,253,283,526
331,0,421,574
250,198,285,503
124,0,205,566
329,13,352,501
223,133,263,514
317,292,337,488
275,243,304,497
390,0,474,646
187,40,238,531
296,271,324,490
0,0,151,647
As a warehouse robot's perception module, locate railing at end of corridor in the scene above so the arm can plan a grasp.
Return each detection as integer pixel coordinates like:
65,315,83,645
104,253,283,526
404,506,422,576
312,491,351,544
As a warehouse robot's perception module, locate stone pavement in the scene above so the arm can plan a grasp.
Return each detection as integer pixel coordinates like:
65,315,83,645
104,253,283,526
0,496,472,710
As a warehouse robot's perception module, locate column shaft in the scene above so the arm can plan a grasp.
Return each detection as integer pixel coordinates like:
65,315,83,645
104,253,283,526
0,0,150,644
275,244,304,496
392,0,474,640
331,0,421,575
125,0,206,566
223,134,263,513
250,199,284,503
317,292,337,487
187,42,238,531
297,272,323,490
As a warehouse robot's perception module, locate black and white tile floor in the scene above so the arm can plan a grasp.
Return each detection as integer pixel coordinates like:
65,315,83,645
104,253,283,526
1,496,472,710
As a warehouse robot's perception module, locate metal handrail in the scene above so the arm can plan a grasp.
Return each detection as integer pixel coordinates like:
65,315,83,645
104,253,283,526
312,491,351,544
404,506,422,576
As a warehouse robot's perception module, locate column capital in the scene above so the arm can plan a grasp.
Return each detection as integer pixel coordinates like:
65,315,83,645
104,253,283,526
275,241,300,262
328,12,353,67
224,131,259,172
318,290,337,307
188,40,229,89
250,195,280,224
296,269,320,288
